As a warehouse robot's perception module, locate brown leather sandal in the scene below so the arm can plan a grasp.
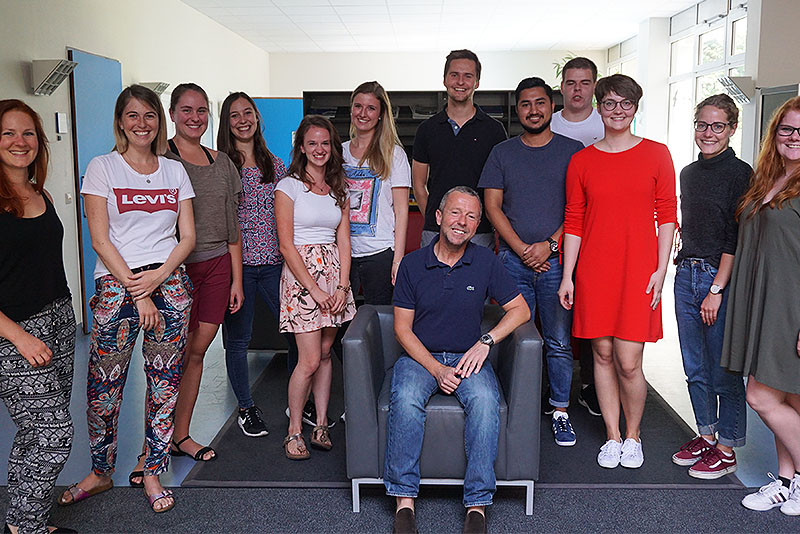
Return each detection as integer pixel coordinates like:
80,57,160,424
311,425,332,451
283,432,310,460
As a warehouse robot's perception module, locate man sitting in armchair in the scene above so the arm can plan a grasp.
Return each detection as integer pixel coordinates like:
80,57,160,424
386,186,530,534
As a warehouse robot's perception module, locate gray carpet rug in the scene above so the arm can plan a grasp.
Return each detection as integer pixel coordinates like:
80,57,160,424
6,486,797,534
183,355,742,488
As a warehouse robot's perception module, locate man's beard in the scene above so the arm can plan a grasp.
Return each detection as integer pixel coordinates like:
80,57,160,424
521,117,551,135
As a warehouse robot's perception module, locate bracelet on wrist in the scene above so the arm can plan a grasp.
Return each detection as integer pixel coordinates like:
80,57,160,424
336,285,349,293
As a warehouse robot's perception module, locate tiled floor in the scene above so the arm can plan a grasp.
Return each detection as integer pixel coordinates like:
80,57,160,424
0,269,778,490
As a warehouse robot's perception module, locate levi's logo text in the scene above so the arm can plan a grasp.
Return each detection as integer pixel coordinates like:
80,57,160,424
114,188,178,213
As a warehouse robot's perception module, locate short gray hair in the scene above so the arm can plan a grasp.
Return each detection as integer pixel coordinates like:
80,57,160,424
438,186,482,215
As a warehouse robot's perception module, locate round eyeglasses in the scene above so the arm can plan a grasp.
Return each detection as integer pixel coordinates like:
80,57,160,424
600,99,634,111
694,121,731,134
776,125,800,137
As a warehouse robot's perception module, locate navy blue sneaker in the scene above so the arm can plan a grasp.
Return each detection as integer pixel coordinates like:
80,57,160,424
552,414,576,446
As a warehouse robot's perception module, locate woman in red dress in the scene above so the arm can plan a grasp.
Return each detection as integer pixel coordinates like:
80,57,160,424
558,74,677,470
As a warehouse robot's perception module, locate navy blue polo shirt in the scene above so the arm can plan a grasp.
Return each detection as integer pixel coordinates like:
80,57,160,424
413,106,507,234
393,236,520,353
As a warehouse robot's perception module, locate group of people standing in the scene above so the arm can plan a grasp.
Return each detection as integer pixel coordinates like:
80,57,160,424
0,46,799,533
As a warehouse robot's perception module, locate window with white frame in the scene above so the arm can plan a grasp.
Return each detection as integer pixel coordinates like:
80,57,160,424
667,0,747,172
606,36,639,134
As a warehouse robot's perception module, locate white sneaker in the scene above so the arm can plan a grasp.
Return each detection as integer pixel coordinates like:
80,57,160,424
620,438,644,468
742,473,790,511
781,474,800,516
597,439,622,469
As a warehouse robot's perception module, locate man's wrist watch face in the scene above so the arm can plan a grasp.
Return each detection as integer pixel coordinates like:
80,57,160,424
547,238,559,252
480,333,494,346
710,284,722,295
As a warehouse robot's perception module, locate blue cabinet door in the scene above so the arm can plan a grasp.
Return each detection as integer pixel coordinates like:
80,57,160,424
253,98,303,168
68,49,122,332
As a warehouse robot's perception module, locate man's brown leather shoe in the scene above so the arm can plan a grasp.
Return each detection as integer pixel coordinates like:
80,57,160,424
392,507,418,534
463,510,486,534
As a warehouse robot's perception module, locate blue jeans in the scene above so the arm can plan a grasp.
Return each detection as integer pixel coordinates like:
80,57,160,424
223,263,296,409
499,249,573,408
385,352,500,507
674,259,746,447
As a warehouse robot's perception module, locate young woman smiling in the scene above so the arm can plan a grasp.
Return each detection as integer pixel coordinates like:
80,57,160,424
723,96,800,516
217,91,297,438
558,74,677,471
343,81,410,304
64,85,196,514
275,115,355,460
165,83,243,463
671,94,751,479
0,100,77,533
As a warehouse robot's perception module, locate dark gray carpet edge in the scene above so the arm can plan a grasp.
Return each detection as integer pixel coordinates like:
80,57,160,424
184,354,742,489
6,487,798,534
183,353,349,488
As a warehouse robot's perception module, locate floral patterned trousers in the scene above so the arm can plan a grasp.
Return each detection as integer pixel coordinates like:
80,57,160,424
87,268,192,476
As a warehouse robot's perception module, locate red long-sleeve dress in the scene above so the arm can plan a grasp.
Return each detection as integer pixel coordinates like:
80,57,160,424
564,139,677,342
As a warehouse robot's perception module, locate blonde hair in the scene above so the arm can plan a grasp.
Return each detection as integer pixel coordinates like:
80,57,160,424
113,85,167,155
349,81,402,181
737,96,800,218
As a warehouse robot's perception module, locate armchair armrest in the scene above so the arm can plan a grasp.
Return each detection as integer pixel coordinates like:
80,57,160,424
342,305,385,478
496,320,542,480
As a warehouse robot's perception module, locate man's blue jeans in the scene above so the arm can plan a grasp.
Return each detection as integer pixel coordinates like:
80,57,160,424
384,352,500,507
223,263,296,410
674,258,746,447
499,249,573,408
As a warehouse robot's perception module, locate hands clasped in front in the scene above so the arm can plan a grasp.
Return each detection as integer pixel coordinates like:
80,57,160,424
519,241,551,273
310,285,348,315
434,342,491,394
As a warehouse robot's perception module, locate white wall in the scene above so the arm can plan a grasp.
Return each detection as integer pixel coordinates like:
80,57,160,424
741,0,800,164
268,50,606,95
0,0,270,323
636,18,671,144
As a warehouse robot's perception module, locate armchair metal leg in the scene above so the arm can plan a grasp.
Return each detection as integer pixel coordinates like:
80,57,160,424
352,479,360,512
351,478,534,514
525,480,534,516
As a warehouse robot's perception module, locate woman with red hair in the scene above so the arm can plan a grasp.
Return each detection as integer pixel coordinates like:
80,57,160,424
723,96,800,516
0,99,77,533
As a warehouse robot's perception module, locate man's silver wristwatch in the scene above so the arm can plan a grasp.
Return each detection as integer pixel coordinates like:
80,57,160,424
547,237,559,253
479,333,494,346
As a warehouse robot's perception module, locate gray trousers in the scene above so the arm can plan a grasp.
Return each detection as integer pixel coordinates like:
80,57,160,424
0,297,75,534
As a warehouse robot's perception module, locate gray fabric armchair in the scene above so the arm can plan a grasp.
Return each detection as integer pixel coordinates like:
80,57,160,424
342,304,542,515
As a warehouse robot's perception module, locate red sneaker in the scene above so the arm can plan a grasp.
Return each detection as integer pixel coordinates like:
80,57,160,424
688,447,737,479
672,436,713,466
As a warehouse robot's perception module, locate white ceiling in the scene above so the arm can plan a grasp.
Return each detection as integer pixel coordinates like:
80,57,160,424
181,0,699,53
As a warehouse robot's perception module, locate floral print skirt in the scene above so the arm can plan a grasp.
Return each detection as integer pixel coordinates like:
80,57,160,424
279,243,356,333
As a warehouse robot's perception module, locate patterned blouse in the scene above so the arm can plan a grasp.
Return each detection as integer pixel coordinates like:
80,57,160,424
238,156,287,265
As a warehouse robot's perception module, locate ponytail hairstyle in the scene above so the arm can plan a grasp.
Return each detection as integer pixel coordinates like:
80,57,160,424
218,92,276,183
349,81,402,180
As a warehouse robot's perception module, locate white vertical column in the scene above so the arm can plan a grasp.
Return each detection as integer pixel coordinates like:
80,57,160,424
636,18,671,144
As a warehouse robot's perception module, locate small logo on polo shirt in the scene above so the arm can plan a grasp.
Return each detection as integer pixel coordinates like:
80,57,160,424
466,285,475,291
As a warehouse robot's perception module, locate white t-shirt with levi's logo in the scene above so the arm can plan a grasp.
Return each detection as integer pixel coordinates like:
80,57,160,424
81,151,195,279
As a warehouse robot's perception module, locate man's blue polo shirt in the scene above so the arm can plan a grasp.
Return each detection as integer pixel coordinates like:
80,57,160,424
393,235,520,353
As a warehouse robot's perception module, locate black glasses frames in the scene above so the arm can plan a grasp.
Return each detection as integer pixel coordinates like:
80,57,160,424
776,124,800,137
600,99,634,111
694,121,732,134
